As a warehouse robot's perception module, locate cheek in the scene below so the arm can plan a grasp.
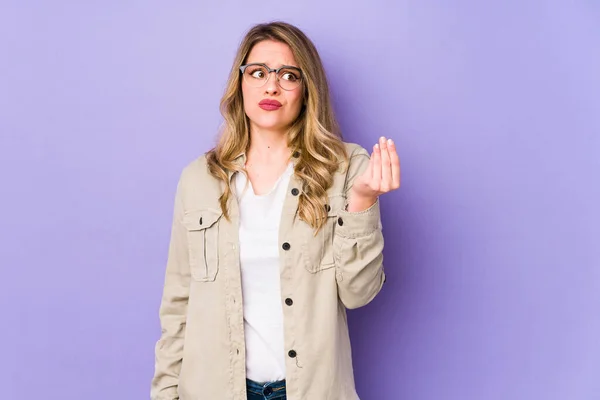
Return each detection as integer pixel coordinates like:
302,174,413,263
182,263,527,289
242,86,258,115
241,85,251,106
286,91,304,114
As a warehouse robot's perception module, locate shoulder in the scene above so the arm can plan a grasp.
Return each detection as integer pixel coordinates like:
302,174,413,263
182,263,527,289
176,153,223,208
340,141,371,175
343,141,371,159
179,153,212,183
327,141,371,195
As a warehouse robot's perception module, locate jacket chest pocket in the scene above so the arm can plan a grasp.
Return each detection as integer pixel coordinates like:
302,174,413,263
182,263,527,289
182,209,222,282
302,195,345,273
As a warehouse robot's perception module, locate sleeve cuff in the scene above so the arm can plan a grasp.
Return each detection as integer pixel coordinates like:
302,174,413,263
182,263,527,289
335,198,381,239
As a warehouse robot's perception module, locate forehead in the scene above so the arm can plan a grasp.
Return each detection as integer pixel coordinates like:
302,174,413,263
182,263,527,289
246,40,298,68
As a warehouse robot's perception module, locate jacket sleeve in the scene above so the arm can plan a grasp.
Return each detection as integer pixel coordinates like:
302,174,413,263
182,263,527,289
334,149,386,309
151,174,190,400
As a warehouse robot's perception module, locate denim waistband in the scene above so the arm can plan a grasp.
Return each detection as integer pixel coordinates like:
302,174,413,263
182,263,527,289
246,378,286,399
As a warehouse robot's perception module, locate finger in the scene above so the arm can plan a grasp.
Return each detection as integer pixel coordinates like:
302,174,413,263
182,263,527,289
379,136,392,191
371,142,382,190
388,138,401,189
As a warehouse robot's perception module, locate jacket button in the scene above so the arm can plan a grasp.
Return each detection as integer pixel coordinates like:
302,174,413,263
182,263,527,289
325,204,331,212
282,242,291,251
285,298,293,306
291,188,299,196
288,350,297,358
199,217,203,225
338,217,344,226
292,151,300,158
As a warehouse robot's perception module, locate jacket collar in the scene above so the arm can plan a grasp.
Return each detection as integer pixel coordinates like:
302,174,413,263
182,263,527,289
227,152,246,182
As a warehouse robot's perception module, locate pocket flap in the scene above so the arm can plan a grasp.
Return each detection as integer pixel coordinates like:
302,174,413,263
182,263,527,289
182,209,222,231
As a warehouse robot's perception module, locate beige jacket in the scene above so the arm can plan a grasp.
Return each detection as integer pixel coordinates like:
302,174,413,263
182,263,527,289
151,142,386,400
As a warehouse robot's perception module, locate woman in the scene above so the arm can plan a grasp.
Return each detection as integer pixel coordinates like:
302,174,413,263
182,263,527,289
151,21,400,400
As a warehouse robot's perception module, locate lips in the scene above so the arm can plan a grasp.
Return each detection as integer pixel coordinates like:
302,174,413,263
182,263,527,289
259,99,282,111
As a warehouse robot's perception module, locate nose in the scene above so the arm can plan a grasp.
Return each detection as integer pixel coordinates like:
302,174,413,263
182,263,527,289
264,71,280,95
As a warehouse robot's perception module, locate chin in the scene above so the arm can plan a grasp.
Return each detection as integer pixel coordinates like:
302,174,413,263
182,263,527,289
254,122,289,132
249,116,292,132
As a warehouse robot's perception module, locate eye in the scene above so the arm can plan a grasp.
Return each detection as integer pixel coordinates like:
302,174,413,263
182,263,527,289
280,70,300,81
246,66,267,79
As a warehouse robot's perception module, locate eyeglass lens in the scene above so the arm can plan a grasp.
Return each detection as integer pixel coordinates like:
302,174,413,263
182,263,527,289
243,64,301,90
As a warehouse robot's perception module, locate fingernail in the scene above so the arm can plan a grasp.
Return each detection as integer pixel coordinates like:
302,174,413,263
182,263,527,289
375,144,380,150
388,138,394,146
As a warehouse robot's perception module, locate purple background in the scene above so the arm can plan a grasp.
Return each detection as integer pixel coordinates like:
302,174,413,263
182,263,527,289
1,1,599,399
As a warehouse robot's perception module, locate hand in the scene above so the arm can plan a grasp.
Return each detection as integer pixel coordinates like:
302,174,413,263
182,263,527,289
347,136,401,211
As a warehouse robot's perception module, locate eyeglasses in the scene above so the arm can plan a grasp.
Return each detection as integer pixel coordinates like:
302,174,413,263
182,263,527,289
239,63,303,91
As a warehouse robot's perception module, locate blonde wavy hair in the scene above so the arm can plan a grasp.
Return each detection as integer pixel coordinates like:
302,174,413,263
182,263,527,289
206,21,348,231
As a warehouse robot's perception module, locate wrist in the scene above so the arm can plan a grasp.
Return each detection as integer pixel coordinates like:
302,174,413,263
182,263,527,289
346,190,378,212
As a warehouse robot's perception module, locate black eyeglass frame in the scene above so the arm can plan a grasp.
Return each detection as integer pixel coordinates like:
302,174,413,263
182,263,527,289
239,63,303,90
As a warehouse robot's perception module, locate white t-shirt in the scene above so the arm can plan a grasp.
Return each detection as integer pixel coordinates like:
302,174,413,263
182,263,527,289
235,161,294,383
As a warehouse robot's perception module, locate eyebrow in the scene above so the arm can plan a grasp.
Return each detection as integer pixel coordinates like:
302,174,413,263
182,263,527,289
246,62,300,69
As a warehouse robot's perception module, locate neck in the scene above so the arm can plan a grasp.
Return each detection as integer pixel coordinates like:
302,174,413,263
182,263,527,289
247,127,291,164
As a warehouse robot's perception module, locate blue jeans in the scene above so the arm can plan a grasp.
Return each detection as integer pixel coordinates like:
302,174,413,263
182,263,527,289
246,378,287,400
